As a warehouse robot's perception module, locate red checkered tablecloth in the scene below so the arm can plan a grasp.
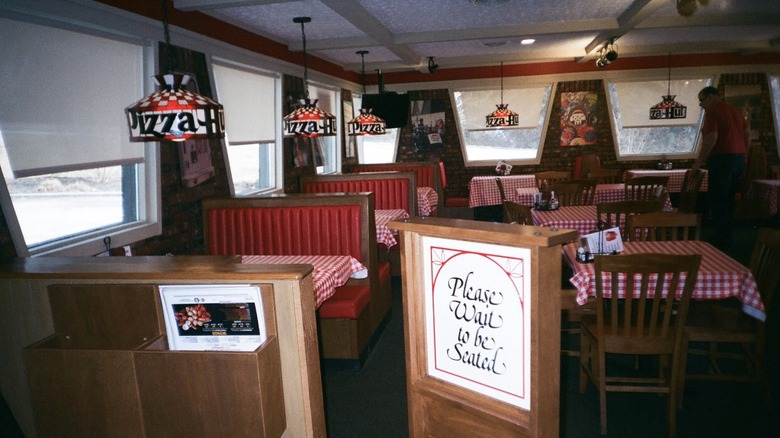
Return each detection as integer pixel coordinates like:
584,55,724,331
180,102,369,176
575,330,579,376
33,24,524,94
469,175,535,208
515,184,673,209
531,205,599,236
562,240,765,320
376,209,409,248
241,255,367,308
745,179,780,215
624,169,709,193
417,187,439,216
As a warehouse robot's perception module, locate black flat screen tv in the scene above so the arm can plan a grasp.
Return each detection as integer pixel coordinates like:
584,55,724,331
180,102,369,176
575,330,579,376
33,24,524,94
361,93,410,129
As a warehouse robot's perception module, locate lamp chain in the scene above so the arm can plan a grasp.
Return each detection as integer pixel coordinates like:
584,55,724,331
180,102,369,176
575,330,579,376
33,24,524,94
299,20,309,100
500,61,504,105
667,52,672,96
162,0,173,74
360,52,367,94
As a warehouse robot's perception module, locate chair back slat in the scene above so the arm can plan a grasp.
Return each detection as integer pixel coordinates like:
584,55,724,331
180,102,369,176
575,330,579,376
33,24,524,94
626,212,701,242
624,176,669,201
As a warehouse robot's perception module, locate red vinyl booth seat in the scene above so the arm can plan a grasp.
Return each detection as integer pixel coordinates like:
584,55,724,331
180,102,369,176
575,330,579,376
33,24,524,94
317,285,371,319
206,205,364,259
302,179,411,215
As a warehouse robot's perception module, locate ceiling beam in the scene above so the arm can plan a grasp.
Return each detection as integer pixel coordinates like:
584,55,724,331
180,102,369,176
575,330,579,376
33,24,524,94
173,0,296,11
577,0,667,63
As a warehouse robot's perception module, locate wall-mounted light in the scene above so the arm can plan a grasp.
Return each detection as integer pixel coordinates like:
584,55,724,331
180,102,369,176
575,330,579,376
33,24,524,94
125,0,225,142
348,50,386,136
282,16,337,137
595,38,618,68
427,56,439,74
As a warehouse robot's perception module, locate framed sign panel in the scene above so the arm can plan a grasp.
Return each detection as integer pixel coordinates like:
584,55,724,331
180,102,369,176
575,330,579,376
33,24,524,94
423,237,532,410
391,217,576,437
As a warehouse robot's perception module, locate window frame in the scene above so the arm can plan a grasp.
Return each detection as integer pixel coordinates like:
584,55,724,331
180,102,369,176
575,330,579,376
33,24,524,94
450,82,554,167
604,74,716,162
211,58,283,196
0,8,161,257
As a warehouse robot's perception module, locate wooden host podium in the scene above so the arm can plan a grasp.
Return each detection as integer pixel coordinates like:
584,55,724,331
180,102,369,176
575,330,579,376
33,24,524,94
0,256,326,438
390,217,576,437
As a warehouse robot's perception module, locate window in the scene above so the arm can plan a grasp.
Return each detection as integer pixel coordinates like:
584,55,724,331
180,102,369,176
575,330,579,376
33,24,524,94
212,61,281,195
352,94,399,163
0,17,159,257
308,84,340,174
769,74,780,158
452,85,553,167
606,76,714,160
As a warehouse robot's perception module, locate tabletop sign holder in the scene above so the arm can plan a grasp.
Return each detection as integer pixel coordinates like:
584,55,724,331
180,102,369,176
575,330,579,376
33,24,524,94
390,217,577,437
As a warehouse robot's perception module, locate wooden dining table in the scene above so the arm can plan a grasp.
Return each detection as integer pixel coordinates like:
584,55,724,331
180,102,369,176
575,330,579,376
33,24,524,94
623,169,709,193
531,205,601,236
376,209,410,248
516,183,674,209
417,186,439,217
468,174,536,208
241,255,367,308
561,240,765,321
744,179,780,216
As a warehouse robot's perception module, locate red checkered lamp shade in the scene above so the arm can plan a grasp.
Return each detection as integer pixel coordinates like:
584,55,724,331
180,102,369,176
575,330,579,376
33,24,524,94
283,98,337,137
347,108,386,136
125,73,225,142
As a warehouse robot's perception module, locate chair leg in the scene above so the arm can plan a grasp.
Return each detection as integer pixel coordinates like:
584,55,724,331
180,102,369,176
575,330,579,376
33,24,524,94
579,332,590,393
598,349,607,435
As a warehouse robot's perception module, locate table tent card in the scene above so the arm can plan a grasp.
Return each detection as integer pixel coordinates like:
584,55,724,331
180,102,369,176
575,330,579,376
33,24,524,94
580,226,624,256
159,284,266,352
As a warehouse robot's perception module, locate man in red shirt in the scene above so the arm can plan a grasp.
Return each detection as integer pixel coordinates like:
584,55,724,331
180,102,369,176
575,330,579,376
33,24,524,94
692,86,750,249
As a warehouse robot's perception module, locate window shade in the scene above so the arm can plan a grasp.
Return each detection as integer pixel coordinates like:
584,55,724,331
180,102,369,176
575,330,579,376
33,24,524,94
212,63,276,145
0,18,145,178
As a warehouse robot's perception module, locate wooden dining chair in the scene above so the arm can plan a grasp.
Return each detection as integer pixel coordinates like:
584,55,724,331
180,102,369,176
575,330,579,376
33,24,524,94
495,177,507,203
596,200,664,239
580,253,701,437
573,178,597,205
502,200,532,224
624,175,670,201
625,212,702,242
587,169,623,184
541,180,596,207
682,227,780,406
535,170,570,189
677,169,705,213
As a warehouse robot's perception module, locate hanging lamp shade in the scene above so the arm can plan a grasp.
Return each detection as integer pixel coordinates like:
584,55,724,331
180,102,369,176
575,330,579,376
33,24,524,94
486,103,519,128
348,108,386,136
283,16,337,138
283,98,337,137
649,94,687,120
125,73,225,142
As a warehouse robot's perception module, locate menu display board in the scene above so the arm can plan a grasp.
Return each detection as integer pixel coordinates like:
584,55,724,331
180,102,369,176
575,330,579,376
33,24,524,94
159,284,266,352
422,236,532,410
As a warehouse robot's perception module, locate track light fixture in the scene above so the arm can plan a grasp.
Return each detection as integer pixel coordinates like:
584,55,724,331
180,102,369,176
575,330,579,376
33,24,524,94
595,38,618,68
427,56,439,74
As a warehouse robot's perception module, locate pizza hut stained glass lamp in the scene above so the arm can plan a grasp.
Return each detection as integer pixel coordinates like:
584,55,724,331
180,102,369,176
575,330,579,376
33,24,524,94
348,50,386,136
125,73,225,141
485,62,519,128
649,53,687,121
283,17,336,137
124,1,224,142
